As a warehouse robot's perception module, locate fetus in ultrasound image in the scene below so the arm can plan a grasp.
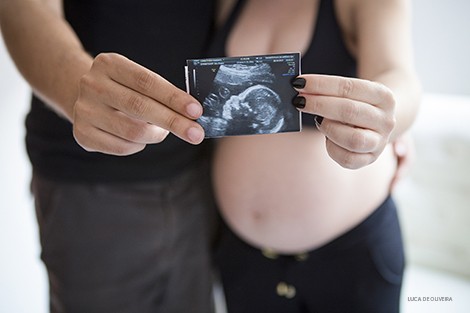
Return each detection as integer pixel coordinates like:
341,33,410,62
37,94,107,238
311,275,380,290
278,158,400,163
198,63,288,137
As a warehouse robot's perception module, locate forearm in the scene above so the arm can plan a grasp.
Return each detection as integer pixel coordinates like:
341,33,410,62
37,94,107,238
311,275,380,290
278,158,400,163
0,0,92,122
373,68,421,141
354,0,421,141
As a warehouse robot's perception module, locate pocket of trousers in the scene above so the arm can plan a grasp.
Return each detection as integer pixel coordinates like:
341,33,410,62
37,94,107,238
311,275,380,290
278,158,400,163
369,241,405,285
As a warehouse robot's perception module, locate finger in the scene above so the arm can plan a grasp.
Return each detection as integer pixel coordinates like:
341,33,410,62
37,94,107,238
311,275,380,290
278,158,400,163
110,84,204,144
324,137,376,169
76,99,170,144
389,143,405,192
390,137,415,191
80,71,204,144
93,53,202,119
293,74,394,108
318,119,383,154
73,122,147,156
294,94,386,130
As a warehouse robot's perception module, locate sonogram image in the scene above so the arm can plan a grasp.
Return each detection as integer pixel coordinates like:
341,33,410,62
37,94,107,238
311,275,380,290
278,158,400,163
187,53,300,137
199,63,286,136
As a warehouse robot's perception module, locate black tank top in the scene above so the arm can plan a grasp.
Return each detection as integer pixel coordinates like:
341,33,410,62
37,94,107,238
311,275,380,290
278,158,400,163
208,0,357,126
25,0,216,182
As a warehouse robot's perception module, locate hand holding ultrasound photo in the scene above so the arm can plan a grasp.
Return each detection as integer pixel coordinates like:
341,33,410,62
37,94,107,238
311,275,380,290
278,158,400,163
186,53,301,137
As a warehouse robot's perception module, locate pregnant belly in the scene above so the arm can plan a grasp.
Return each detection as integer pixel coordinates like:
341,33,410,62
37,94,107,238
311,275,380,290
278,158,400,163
212,129,396,253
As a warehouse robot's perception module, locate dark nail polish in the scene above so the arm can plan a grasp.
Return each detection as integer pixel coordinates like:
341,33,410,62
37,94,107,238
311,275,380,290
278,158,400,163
293,96,306,109
292,77,306,89
314,115,323,126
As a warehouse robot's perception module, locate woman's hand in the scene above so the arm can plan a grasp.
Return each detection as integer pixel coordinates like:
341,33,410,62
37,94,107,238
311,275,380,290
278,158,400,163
73,53,205,156
292,74,396,169
389,133,416,192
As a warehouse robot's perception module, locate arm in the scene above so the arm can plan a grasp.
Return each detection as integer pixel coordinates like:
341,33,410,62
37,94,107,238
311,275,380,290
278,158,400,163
354,0,421,186
353,0,421,139
0,0,90,120
216,0,237,27
0,0,205,156
292,0,420,169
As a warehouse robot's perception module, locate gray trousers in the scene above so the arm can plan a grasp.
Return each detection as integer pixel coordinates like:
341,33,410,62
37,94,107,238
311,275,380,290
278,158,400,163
31,162,217,313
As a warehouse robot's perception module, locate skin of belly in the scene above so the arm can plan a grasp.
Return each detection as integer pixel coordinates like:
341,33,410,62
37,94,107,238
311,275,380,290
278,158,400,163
212,128,396,253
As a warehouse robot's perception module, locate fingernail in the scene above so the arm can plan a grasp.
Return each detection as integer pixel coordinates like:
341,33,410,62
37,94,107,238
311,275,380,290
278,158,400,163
314,115,323,128
292,77,306,89
187,127,204,144
292,96,306,109
186,103,202,118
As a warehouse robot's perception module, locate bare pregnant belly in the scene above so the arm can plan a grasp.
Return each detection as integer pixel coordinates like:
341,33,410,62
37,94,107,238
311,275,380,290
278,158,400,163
212,129,396,253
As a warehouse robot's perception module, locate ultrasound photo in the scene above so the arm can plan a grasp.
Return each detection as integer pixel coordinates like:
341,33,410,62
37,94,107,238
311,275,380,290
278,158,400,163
186,53,301,137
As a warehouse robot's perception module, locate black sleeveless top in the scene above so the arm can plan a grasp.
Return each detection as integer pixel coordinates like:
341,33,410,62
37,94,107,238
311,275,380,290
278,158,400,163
25,0,216,182
208,0,357,126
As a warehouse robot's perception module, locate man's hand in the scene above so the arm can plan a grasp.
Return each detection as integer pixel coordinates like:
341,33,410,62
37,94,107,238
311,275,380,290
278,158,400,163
73,53,205,155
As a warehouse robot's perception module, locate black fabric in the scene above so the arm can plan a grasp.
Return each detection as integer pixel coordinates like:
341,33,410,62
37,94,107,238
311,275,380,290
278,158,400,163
215,196,405,313
208,0,357,127
25,0,216,182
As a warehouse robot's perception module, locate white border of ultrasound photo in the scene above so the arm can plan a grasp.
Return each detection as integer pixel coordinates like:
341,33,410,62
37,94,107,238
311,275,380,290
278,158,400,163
186,53,302,138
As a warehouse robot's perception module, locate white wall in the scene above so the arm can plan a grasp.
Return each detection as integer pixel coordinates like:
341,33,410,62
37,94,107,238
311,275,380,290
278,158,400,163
412,0,470,95
0,39,48,312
